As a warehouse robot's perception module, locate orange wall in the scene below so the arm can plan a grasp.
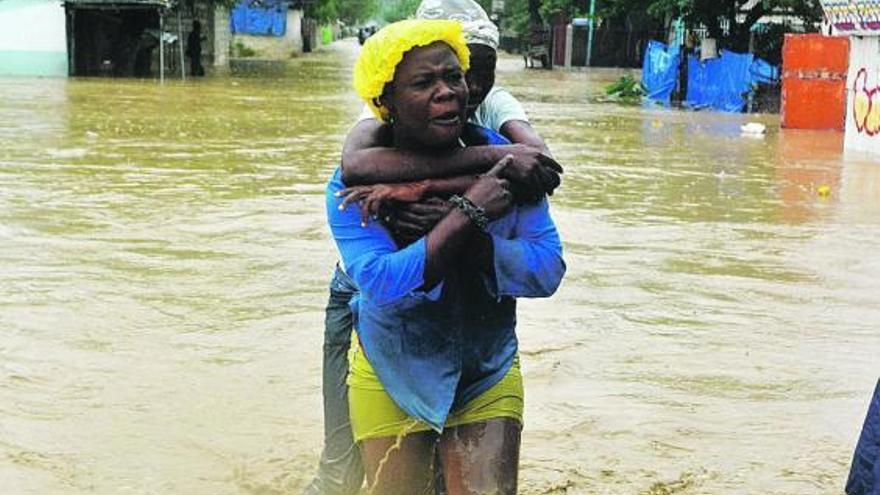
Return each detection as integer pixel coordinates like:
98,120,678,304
781,34,850,131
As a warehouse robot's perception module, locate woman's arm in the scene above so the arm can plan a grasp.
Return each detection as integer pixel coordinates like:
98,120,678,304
465,196,566,298
327,161,515,305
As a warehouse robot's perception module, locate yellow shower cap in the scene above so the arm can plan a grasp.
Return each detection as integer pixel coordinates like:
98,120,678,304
353,19,470,122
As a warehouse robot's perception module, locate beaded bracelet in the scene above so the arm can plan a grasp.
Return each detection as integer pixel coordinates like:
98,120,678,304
449,195,489,230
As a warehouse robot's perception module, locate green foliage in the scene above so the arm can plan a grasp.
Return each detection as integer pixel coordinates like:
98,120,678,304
604,74,644,98
497,0,821,54
306,0,377,24
501,0,533,38
751,22,792,65
539,0,587,19
376,0,494,24
681,0,822,51
599,74,645,104
381,0,421,23
310,0,338,23
234,41,257,57
336,0,379,24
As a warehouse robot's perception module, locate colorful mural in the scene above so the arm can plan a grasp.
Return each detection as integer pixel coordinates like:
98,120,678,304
845,36,880,153
852,68,880,135
821,0,880,34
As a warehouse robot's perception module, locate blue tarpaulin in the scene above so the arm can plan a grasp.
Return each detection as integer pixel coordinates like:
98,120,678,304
231,0,288,37
642,41,680,104
847,380,880,495
641,39,779,112
750,57,779,85
685,50,778,112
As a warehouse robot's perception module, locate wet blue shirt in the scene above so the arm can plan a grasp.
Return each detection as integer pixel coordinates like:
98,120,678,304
325,127,566,431
847,379,880,495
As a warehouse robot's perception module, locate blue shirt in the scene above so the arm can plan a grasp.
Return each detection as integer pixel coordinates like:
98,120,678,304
325,126,566,431
847,379,880,495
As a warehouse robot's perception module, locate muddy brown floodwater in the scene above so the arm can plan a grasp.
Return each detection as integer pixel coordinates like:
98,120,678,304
1,39,878,495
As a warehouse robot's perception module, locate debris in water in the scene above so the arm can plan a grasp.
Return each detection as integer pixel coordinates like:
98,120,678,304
740,122,766,136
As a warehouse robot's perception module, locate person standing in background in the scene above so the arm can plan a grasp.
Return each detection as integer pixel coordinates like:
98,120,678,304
186,20,205,77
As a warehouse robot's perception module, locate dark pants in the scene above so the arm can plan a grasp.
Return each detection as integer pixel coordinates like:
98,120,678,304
302,266,363,495
189,54,204,77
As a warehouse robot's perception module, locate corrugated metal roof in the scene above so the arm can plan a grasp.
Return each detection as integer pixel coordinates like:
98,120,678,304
65,0,171,7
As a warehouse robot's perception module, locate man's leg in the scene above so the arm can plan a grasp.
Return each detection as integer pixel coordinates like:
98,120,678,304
302,268,363,495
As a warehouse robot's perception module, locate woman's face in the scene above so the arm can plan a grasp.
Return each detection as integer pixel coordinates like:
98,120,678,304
382,42,469,149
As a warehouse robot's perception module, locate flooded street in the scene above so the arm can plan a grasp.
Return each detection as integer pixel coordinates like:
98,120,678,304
1,39,878,494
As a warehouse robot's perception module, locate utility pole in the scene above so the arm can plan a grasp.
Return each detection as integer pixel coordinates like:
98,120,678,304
177,6,185,81
586,0,596,67
159,13,165,83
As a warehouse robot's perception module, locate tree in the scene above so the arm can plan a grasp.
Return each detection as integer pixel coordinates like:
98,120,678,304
500,0,822,51
337,0,379,25
380,0,420,23
309,0,338,23
685,0,822,51
379,0,495,24
300,0,379,24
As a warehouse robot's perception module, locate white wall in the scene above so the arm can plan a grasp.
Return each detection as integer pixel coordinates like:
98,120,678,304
0,0,66,53
232,9,303,59
845,36,880,155
0,0,67,76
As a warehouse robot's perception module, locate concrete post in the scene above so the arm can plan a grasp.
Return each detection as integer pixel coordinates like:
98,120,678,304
213,7,230,70
564,24,573,68
178,8,185,80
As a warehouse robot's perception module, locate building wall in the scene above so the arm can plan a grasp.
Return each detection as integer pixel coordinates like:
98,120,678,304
232,9,303,59
0,0,67,77
845,36,880,154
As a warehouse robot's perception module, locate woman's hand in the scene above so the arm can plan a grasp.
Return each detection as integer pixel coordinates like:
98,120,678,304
337,181,429,226
464,155,515,220
386,197,452,246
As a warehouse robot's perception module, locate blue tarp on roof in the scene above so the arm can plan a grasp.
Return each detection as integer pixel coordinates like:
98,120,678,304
642,40,680,104
231,0,288,37
685,50,779,113
847,380,880,495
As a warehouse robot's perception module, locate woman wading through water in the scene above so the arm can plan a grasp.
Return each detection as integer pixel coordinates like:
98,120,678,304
325,20,565,494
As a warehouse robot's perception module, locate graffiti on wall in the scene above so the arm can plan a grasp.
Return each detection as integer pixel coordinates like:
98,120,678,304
853,68,880,136
821,0,880,33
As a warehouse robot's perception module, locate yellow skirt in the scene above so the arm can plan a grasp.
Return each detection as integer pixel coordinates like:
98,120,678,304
348,336,524,443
